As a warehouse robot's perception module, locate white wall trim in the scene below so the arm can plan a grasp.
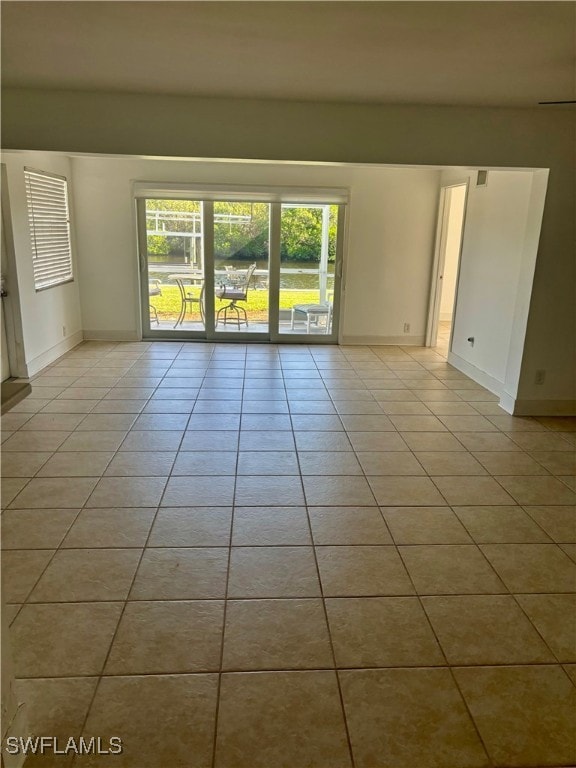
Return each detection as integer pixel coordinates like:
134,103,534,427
83,329,140,341
507,398,576,416
340,334,426,346
447,350,503,396
26,330,83,377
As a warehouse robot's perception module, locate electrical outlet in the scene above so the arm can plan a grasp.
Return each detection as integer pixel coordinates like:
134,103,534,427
403,323,410,334
535,369,546,385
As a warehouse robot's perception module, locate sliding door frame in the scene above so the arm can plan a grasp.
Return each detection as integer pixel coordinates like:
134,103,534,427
136,185,347,343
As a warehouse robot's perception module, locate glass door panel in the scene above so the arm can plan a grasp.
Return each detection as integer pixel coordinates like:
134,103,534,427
278,204,338,336
212,202,270,335
144,199,205,334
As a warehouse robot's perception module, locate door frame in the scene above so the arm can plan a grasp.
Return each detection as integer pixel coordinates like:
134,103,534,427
137,192,346,344
425,181,469,348
1,164,28,378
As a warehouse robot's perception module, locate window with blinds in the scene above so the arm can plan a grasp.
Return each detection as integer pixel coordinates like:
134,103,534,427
24,168,74,291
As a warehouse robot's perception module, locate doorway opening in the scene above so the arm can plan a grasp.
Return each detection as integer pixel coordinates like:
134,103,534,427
426,183,467,352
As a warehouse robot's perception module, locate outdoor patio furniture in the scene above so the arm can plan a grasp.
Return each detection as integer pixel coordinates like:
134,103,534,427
216,263,257,328
149,280,162,325
174,278,205,328
291,300,333,334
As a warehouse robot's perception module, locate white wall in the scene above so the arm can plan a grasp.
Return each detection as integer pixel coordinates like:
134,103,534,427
442,168,546,407
2,152,83,374
439,185,466,321
69,156,440,343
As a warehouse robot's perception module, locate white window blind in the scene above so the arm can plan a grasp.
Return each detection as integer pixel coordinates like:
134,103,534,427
25,168,74,291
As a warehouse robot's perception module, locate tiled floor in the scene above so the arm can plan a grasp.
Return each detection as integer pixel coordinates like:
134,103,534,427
2,334,576,768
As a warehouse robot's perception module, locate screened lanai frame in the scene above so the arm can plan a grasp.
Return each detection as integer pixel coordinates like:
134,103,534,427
134,182,348,344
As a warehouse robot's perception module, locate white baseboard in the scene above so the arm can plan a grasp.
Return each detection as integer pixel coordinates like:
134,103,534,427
83,330,140,342
340,334,426,346
447,351,504,398
26,331,84,377
509,399,576,416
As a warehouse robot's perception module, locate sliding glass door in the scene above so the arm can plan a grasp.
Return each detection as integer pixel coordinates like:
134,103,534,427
138,193,344,343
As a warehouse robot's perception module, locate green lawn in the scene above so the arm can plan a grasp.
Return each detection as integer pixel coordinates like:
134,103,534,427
150,285,322,322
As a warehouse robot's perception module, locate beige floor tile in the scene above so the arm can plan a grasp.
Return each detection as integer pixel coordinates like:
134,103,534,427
454,665,576,768
368,476,446,506
302,475,376,506
12,602,123,676
399,545,506,595
523,505,576,542
121,430,183,451
400,432,466,451
453,505,552,543
298,451,363,475
564,664,576,684
535,417,576,432
326,596,444,667
292,431,352,451
232,507,311,545
228,546,320,598
495,475,576,505
131,547,228,599
235,450,297,476
8,478,98,509
432,476,515,505
172,450,237,475
422,594,554,664
453,432,522,452
356,451,425,475
383,506,472,544
481,543,576,592
425,402,479,415
20,413,86,431
1,509,78,549
415,451,487,476
37,451,115,477
235,476,305,506
82,674,218,768
309,507,392,545
16,677,99,766
505,432,575,451
105,600,224,674
516,594,576,661
63,508,156,548
87,476,168,507
76,413,136,431
162,475,235,506
560,542,576,561
473,451,549,475
340,668,489,768
316,546,414,596
105,451,176,476
215,671,351,768
148,507,232,546
437,415,498,432
30,548,141,602
1,477,29,507
340,414,395,432
347,431,409,451
389,415,447,432
1,549,54,602
1,451,53,477
59,431,127,451
529,450,576,475
222,598,333,671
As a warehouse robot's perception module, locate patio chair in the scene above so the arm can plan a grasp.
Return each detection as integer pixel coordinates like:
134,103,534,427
291,292,333,334
174,279,205,328
149,280,162,325
216,263,257,328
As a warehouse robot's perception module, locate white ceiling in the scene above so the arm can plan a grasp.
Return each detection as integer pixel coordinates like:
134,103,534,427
2,1,575,108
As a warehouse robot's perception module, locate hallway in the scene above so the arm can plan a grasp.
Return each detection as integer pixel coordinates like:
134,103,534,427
2,339,575,767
